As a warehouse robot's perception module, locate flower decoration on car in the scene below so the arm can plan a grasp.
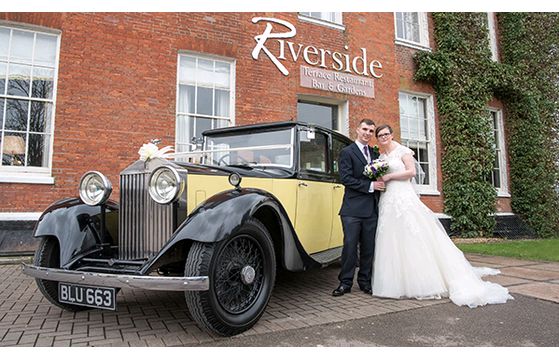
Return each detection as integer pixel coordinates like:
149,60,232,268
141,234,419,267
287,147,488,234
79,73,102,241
138,140,174,161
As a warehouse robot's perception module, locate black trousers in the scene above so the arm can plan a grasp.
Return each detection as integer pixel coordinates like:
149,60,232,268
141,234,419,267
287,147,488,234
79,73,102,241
338,215,377,289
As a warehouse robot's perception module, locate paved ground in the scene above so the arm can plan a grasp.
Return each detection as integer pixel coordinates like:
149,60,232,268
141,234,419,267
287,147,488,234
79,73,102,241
0,254,558,347
210,294,559,346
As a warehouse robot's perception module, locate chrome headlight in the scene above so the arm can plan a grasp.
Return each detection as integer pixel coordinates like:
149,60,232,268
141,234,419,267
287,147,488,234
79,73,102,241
79,171,112,206
148,166,185,204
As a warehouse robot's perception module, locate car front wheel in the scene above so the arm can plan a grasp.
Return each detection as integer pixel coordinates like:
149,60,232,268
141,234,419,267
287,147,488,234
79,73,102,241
34,237,89,312
184,218,276,336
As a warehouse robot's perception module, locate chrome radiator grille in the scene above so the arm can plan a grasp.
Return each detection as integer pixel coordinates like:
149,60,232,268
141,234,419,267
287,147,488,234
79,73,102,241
119,171,174,260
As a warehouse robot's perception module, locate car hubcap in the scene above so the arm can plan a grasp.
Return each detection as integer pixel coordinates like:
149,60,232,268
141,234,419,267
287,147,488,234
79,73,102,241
240,265,256,285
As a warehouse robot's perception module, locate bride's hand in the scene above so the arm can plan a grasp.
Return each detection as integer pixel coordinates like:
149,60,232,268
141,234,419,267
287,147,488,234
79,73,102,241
380,175,391,182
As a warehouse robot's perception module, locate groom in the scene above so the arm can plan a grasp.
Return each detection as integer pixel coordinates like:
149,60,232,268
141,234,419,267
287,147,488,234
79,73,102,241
333,119,384,296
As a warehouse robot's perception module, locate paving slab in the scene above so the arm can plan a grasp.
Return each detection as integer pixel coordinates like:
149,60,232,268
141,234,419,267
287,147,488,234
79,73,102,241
484,274,532,287
464,254,540,267
507,282,559,303
468,261,507,269
498,267,559,281
523,262,559,273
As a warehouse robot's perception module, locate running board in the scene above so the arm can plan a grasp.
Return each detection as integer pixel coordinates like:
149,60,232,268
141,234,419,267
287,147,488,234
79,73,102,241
309,246,342,266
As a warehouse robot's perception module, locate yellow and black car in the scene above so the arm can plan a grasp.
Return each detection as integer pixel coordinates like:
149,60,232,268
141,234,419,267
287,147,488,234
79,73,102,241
23,121,353,336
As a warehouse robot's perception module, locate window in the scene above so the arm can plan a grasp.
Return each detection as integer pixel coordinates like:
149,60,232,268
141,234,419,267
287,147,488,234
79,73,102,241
398,92,438,194
297,101,338,130
204,128,294,168
298,12,344,30
332,136,350,177
394,12,430,49
0,25,59,183
176,54,235,158
484,13,499,62
297,96,349,135
487,109,509,196
299,129,328,173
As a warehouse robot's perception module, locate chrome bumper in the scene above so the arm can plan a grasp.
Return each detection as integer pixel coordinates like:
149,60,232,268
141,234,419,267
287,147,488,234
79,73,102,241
22,264,209,291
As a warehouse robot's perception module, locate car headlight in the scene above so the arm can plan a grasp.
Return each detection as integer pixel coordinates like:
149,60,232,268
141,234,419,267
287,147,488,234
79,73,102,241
79,171,112,206
148,166,185,204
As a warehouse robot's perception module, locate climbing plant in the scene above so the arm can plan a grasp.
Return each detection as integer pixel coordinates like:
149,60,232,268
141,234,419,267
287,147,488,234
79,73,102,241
497,13,559,237
414,13,559,237
415,13,498,237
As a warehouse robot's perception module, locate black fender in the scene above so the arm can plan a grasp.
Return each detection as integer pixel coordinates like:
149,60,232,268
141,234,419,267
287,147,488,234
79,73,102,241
33,198,119,268
143,188,320,273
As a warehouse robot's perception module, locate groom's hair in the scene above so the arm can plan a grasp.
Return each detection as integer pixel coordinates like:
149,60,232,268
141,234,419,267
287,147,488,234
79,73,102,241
359,119,376,126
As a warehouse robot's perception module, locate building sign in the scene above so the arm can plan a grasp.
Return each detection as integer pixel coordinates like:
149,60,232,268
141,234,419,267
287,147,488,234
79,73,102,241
300,65,375,98
251,17,384,85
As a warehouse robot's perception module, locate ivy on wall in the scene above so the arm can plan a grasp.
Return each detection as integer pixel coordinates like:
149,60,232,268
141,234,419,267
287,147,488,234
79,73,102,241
414,13,559,237
415,13,497,237
497,13,559,237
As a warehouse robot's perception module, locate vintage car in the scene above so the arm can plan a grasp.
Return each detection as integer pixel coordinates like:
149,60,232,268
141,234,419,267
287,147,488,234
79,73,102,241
23,121,354,336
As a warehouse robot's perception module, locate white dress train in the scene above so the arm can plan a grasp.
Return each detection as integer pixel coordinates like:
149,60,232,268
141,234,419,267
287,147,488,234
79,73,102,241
372,143,513,308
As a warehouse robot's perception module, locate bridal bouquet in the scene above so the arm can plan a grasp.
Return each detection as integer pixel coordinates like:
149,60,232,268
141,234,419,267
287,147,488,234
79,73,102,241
363,159,389,180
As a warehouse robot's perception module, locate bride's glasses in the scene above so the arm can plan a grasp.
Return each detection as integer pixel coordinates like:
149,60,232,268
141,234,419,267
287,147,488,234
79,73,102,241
377,132,392,138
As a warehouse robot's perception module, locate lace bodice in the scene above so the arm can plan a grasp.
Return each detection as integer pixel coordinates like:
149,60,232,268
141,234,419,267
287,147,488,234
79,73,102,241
379,142,414,175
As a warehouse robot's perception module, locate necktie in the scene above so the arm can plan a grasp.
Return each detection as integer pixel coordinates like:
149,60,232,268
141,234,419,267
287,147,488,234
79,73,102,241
363,145,369,162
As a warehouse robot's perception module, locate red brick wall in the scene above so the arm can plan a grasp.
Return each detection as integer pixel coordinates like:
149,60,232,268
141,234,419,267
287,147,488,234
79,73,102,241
1,12,511,215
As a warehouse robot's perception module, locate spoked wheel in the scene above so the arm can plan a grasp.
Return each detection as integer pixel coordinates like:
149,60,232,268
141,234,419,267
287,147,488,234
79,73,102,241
185,218,276,336
34,237,89,312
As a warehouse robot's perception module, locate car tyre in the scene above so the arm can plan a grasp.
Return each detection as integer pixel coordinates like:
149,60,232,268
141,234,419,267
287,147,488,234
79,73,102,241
185,218,276,336
34,237,89,312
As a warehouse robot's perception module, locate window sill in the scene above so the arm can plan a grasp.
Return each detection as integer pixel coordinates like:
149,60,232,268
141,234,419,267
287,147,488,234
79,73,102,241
496,191,511,198
0,212,42,221
418,189,440,196
395,39,432,52
297,15,345,31
0,173,54,184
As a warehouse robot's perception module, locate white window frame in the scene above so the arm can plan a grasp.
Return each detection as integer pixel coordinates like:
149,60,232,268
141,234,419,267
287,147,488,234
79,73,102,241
488,108,510,197
298,12,345,31
487,13,499,62
394,12,431,51
175,52,236,158
0,22,60,184
297,94,349,136
398,91,438,195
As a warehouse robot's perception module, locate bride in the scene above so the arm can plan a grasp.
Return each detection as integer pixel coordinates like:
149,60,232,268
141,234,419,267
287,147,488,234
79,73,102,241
371,124,513,308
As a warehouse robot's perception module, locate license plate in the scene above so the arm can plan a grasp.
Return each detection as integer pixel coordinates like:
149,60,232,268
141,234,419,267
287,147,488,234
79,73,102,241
58,283,116,310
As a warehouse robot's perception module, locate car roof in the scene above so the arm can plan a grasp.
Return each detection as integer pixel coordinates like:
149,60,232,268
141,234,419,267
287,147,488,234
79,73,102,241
202,120,349,140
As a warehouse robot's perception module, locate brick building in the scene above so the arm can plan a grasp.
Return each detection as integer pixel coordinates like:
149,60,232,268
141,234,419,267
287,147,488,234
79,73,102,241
0,12,517,253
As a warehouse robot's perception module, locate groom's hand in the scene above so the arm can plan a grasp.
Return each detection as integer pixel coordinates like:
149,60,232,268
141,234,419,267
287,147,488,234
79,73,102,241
373,181,386,192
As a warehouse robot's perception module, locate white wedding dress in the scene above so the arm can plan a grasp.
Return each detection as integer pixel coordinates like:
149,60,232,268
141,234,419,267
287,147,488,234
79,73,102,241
372,143,513,308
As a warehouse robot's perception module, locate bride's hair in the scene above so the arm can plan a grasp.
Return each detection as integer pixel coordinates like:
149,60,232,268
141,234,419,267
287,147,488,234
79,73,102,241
375,124,393,137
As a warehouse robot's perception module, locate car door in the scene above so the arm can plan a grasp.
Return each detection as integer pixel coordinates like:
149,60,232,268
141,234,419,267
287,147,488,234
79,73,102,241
329,135,351,249
294,129,333,254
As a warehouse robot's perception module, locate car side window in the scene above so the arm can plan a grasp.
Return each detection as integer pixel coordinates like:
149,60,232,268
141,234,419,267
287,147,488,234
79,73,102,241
299,130,328,173
332,137,349,176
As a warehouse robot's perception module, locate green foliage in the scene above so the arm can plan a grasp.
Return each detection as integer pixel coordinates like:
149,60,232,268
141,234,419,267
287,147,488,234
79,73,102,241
415,13,559,238
415,13,497,237
498,13,559,237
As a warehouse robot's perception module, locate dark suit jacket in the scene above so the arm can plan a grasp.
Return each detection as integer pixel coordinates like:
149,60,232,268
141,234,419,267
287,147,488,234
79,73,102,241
338,143,380,218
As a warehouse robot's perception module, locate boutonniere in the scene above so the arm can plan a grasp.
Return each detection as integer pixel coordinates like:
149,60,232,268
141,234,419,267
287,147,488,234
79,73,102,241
138,140,174,161
371,145,380,157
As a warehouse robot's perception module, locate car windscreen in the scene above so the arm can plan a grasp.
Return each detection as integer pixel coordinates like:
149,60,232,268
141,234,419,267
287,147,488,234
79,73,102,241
204,128,294,168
